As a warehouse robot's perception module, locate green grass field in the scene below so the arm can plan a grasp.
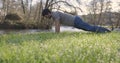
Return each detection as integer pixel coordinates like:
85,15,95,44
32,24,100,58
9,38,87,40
0,32,120,63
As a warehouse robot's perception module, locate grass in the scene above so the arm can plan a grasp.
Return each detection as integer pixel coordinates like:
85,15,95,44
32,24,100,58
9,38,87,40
0,32,120,63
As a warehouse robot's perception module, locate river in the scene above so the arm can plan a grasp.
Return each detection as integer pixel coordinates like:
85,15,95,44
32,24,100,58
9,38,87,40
0,26,84,34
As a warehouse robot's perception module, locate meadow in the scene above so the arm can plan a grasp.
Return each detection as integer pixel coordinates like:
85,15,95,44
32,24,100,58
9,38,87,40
0,32,120,63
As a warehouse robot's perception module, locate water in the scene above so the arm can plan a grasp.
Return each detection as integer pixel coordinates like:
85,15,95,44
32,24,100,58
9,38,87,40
0,26,84,34
0,26,119,34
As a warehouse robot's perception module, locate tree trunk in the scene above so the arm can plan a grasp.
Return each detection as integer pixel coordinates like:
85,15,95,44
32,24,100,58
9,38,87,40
21,0,25,14
115,13,120,28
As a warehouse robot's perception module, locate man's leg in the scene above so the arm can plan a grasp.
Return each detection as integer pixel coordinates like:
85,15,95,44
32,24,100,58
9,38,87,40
74,16,110,33
91,25,111,33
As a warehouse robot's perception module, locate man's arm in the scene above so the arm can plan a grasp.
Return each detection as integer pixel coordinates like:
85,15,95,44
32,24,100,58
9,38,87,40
54,20,60,33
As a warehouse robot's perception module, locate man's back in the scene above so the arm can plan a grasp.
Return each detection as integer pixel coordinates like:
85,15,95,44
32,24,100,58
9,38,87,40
52,11,75,26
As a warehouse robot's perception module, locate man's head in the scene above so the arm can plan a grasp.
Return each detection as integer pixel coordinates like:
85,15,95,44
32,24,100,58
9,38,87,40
42,8,52,18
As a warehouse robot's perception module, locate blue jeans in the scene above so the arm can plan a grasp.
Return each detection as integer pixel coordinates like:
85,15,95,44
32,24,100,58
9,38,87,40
74,16,110,33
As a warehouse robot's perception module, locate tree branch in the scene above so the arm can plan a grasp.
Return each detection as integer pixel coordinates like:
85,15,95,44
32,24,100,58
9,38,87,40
48,1,83,12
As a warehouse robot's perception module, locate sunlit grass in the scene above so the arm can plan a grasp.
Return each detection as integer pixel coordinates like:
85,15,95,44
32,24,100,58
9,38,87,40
0,32,120,63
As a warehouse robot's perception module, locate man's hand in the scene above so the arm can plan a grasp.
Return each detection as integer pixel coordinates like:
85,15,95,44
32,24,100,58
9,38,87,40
55,20,60,33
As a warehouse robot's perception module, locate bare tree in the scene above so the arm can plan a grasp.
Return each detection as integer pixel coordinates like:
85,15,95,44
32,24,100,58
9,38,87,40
97,0,104,25
21,0,25,14
104,0,114,30
87,0,98,25
37,0,43,23
86,0,114,27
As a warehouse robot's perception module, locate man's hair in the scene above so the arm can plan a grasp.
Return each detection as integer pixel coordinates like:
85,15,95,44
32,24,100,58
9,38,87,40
42,8,51,16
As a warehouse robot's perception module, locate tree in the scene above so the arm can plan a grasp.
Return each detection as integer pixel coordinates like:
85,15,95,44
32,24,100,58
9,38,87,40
21,0,25,14
87,0,98,25
115,2,120,28
86,0,114,26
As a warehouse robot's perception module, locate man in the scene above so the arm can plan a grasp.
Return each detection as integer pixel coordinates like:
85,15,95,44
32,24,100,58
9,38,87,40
42,8,110,33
